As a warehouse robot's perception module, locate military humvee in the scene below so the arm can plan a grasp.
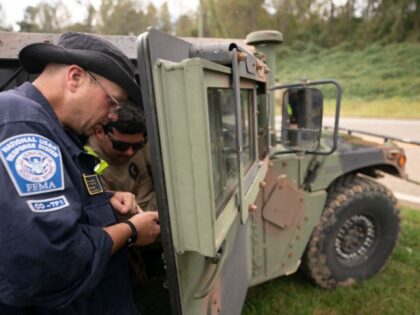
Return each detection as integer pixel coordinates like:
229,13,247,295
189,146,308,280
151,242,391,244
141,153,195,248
0,29,406,314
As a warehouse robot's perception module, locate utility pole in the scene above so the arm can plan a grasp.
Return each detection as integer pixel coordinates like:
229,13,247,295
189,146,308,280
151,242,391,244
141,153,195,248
198,0,204,37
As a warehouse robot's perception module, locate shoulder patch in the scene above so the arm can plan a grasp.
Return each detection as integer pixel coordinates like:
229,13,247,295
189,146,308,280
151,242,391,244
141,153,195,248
128,162,139,180
27,195,69,213
0,134,65,196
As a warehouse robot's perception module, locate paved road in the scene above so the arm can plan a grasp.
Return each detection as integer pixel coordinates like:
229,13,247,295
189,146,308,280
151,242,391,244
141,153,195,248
325,117,420,208
324,117,420,143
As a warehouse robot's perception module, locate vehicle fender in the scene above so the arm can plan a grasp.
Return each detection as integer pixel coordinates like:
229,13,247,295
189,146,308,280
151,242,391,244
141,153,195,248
301,134,407,191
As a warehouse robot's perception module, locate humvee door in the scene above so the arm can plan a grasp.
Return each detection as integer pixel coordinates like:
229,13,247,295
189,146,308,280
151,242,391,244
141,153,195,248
136,28,270,315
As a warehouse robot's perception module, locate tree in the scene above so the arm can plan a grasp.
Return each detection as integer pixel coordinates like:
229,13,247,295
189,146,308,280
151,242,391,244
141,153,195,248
0,4,12,31
97,0,148,35
14,0,419,46
66,3,96,33
202,0,272,38
175,12,198,37
145,3,159,29
17,1,71,33
205,0,227,37
159,2,172,33
267,0,302,43
354,0,419,44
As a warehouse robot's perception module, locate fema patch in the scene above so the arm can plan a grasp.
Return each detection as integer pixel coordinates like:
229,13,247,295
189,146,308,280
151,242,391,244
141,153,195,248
0,134,65,196
27,195,69,213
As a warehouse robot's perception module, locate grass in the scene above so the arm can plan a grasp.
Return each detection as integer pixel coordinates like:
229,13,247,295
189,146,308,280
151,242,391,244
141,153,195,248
323,98,420,118
243,207,420,315
276,42,420,118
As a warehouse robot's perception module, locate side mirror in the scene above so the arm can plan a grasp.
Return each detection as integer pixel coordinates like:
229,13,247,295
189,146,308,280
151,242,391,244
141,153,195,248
281,87,323,151
271,80,342,155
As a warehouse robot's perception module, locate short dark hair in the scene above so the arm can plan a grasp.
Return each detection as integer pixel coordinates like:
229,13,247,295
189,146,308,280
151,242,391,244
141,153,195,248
105,102,146,135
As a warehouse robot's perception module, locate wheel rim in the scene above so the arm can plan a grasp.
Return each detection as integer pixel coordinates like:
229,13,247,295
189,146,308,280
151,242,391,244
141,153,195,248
334,214,376,262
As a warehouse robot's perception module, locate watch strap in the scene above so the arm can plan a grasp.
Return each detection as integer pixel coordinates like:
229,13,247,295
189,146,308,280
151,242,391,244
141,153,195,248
123,220,137,247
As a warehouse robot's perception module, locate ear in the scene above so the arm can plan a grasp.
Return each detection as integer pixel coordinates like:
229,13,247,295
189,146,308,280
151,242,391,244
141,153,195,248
66,65,85,92
95,126,106,140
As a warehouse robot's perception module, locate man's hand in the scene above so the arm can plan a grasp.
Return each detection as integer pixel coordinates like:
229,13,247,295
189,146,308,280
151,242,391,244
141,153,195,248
110,191,141,216
129,211,160,246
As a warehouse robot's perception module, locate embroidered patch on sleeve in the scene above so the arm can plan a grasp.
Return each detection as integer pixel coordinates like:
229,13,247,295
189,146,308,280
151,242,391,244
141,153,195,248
27,195,69,213
82,174,104,195
0,134,65,196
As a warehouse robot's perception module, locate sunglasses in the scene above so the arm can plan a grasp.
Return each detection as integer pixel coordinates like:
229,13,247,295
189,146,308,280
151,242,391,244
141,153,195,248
88,72,124,112
106,132,146,152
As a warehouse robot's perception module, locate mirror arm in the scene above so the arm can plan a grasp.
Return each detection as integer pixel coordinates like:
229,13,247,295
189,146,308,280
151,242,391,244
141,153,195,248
311,80,341,155
271,79,342,156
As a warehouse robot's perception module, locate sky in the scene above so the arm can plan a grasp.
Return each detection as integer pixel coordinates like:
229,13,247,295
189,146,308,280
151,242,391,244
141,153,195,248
0,0,199,30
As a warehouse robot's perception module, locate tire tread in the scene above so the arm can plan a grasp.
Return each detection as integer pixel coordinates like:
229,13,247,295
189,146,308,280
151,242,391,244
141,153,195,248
302,174,400,289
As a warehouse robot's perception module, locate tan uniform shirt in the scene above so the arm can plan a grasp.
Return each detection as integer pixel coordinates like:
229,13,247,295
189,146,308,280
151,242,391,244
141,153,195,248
88,142,157,211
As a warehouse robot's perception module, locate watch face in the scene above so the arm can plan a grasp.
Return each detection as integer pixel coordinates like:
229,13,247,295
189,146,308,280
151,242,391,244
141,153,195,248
128,237,134,247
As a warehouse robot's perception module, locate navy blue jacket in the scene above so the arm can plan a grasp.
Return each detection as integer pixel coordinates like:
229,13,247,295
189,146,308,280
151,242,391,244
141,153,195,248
0,83,139,314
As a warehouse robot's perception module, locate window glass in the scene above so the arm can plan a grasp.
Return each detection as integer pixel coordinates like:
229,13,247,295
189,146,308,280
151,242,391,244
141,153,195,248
208,87,257,213
241,89,253,171
208,88,238,212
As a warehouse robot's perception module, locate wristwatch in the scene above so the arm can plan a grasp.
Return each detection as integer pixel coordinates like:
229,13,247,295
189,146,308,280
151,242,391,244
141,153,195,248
123,220,137,247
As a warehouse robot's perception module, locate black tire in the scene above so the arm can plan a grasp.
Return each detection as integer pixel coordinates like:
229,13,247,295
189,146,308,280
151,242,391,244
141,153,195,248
302,174,400,289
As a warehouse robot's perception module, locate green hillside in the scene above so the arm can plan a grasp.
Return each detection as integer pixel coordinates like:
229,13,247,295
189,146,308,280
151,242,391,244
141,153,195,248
275,42,420,118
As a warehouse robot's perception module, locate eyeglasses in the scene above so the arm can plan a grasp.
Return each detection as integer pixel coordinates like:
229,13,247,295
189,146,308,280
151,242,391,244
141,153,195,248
88,72,124,112
105,131,146,152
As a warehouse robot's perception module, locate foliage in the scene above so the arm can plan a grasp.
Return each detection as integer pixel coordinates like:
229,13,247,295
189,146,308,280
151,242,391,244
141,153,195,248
159,2,172,33
175,12,198,37
323,98,420,119
0,4,12,31
17,1,71,33
15,0,173,36
276,40,420,118
243,207,420,315
276,41,420,118
265,0,420,48
9,0,419,49
203,0,271,38
96,0,146,35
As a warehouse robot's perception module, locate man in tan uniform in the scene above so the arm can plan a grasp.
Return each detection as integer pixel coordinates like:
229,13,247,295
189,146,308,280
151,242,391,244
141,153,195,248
87,102,157,212
87,104,168,314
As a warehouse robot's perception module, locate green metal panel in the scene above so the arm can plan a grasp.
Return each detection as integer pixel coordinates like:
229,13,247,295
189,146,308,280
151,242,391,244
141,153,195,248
153,56,271,314
153,58,233,257
298,134,403,192
175,218,242,315
153,57,269,259
248,154,327,286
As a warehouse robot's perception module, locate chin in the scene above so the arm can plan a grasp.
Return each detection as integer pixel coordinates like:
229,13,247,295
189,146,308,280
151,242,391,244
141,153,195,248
84,129,95,136
111,157,130,165
81,125,95,136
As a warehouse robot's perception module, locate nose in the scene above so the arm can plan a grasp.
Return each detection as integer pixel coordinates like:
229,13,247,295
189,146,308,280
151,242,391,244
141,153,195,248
125,147,135,157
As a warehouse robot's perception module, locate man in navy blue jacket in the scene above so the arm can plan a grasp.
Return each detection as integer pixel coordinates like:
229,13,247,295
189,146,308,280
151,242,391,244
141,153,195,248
0,32,160,314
